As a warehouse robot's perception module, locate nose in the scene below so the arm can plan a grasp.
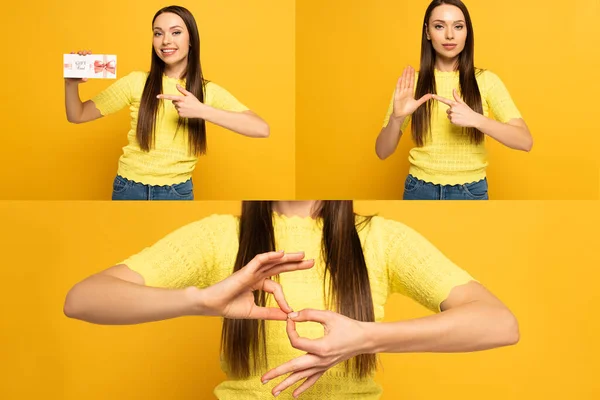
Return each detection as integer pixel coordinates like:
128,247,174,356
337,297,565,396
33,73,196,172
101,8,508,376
445,27,454,40
162,33,172,45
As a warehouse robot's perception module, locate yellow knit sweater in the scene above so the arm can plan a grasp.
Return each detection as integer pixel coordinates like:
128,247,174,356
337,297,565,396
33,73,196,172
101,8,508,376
383,69,522,185
92,71,249,186
123,213,474,399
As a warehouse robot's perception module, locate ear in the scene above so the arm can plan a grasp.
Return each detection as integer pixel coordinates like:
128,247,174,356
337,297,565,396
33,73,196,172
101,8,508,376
424,23,430,40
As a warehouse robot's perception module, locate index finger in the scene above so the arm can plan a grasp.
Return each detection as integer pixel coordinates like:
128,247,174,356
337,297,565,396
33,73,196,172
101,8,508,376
157,94,185,101
432,94,455,106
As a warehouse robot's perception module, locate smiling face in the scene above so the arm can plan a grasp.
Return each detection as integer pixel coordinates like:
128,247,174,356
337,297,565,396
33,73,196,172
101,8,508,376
152,12,190,66
426,4,467,62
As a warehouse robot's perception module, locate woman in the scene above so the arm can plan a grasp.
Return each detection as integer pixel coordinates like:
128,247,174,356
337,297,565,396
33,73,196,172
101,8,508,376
64,6,269,200
375,0,532,200
64,201,519,399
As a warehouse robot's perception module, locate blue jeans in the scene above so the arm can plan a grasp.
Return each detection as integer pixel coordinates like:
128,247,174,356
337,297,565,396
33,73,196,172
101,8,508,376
403,174,489,200
111,175,194,201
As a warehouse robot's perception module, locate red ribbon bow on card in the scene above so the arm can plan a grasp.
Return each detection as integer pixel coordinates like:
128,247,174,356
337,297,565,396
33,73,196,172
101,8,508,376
93,57,116,77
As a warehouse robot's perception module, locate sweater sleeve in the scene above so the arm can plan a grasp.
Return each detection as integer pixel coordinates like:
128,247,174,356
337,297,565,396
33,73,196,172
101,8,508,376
91,71,146,116
119,214,237,289
482,70,522,123
379,217,475,312
204,82,250,112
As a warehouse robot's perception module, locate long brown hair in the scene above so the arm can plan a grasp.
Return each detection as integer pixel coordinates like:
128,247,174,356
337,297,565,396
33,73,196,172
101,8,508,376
413,0,484,146
137,5,207,155
221,201,377,378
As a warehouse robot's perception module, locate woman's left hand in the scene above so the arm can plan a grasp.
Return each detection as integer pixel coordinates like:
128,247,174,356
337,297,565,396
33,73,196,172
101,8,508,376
433,88,483,128
261,309,371,398
157,84,206,119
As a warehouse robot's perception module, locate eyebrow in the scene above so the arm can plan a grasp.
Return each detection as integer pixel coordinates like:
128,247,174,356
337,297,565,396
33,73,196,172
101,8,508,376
153,25,184,31
431,19,466,24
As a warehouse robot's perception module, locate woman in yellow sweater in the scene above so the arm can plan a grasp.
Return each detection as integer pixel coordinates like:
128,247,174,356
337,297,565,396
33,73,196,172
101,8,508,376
375,0,533,200
64,201,519,399
64,6,269,201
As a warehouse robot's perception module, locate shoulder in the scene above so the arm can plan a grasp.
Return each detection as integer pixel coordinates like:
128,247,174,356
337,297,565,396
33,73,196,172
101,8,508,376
204,80,227,94
357,215,414,241
194,213,238,231
475,69,504,87
121,70,149,83
169,214,238,241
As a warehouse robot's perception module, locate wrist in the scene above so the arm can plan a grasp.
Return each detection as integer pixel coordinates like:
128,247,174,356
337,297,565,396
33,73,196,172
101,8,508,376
472,113,488,130
194,102,210,119
360,322,382,354
183,286,206,315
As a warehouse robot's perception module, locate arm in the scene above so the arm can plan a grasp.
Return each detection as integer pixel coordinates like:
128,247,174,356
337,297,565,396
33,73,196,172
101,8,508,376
65,82,103,124
364,281,519,353
63,264,199,325
197,107,269,139
159,84,269,138
433,89,533,152
375,65,431,160
375,115,407,160
64,252,314,325
64,51,103,124
474,116,533,152
261,282,518,397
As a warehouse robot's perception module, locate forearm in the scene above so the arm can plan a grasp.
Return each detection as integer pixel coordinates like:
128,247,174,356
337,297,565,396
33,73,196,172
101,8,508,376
375,116,405,159
65,82,85,123
475,115,533,152
363,301,519,354
197,106,269,138
64,274,198,325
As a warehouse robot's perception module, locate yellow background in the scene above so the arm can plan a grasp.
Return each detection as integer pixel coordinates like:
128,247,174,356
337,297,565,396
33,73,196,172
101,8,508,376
295,0,600,200
0,0,295,200
1,201,598,398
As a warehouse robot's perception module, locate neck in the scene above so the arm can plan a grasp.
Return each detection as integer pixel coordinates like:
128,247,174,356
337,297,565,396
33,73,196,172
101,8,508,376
164,59,187,79
434,55,458,72
272,201,320,218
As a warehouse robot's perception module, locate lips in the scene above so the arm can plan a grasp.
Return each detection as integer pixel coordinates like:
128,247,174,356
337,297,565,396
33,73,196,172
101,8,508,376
442,44,457,49
161,48,178,56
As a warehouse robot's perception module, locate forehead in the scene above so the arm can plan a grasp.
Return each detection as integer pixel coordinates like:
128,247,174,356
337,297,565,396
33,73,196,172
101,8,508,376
429,4,465,22
153,12,186,28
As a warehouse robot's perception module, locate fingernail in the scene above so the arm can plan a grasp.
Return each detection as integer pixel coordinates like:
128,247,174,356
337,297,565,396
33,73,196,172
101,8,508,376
288,312,298,318
274,391,281,397
276,250,284,253
262,379,269,384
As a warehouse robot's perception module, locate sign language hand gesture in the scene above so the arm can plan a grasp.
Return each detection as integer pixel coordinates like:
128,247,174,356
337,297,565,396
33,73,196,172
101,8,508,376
433,88,482,128
157,84,205,119
393,66,433,119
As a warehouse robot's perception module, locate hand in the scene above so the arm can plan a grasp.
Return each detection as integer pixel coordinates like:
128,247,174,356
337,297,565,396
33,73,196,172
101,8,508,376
65,50,90,85
157,84,206,119
192,251,314,320
433,88,483,128
261,309,370,398
392,65,432,119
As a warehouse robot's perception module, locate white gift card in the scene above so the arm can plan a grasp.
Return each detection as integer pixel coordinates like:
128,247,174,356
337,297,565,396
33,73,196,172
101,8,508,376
63,54,117,79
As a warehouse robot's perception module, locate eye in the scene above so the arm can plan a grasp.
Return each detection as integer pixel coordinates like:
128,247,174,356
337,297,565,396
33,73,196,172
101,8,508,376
455,25,464,30
154,32,162,37
434,24,444,29
173,31,182,35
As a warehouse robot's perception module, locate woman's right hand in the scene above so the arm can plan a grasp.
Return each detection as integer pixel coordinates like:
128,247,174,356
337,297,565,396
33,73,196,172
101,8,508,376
65,50,91,85
189,251,314,320
392,65,432,119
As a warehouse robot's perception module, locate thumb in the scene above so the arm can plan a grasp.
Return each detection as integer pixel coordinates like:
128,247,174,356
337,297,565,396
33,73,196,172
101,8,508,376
288,308,332,325
176,84,190,96
453,88,465,104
